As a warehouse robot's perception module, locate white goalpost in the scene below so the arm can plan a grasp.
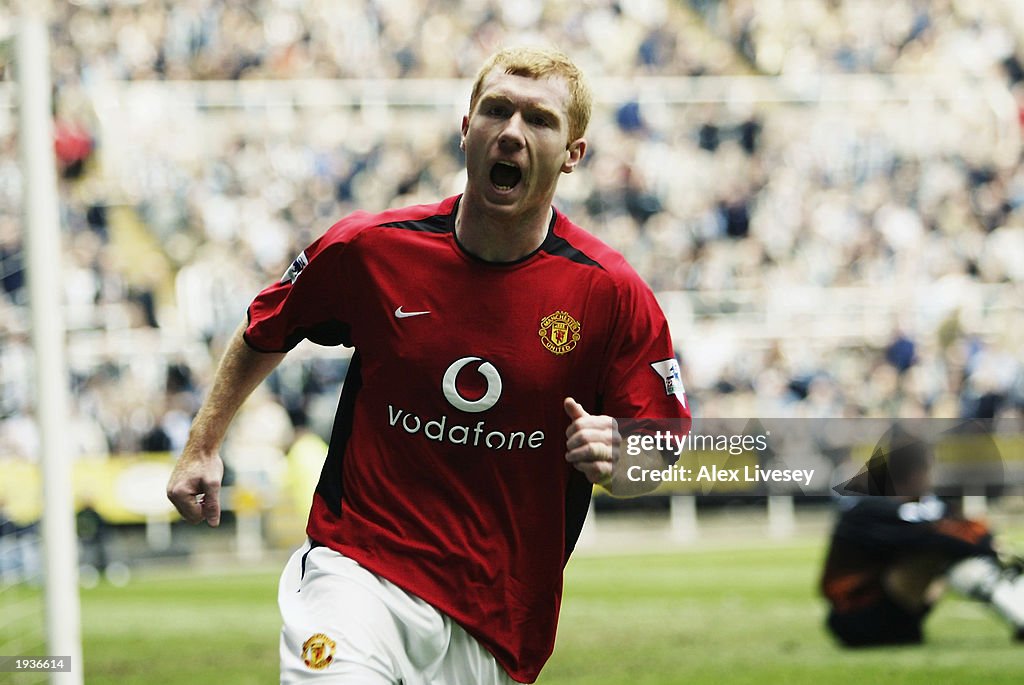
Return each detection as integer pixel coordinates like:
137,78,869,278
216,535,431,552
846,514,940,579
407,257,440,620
16,1,84,683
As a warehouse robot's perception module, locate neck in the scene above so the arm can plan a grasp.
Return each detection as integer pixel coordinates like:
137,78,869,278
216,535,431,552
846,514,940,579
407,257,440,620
455,194,552,262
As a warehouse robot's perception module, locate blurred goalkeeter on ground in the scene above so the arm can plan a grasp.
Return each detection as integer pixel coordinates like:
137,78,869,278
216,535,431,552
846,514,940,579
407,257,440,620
3,0,1024,682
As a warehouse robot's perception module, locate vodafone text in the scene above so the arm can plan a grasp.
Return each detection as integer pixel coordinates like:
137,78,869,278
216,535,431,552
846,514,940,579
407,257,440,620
387,405,545,450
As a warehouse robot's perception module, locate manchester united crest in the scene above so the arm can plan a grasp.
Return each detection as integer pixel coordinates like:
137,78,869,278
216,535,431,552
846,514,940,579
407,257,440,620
539,310,582,355
302,633,336,671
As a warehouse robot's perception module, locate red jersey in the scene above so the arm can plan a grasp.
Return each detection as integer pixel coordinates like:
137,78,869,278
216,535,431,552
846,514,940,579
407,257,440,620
245,195,690,682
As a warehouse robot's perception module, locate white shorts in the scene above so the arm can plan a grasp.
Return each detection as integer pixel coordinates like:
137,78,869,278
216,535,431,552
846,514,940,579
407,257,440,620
279,541,516,685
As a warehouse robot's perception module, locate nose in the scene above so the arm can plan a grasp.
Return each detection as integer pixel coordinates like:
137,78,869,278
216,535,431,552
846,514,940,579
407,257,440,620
497,113,526,151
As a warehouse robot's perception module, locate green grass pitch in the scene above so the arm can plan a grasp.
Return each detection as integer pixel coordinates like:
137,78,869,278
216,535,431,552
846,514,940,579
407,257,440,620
58,541,1024,683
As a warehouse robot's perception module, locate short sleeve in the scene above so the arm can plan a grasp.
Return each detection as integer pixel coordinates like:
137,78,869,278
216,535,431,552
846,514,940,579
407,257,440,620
244,215,367,353
599,275,691,426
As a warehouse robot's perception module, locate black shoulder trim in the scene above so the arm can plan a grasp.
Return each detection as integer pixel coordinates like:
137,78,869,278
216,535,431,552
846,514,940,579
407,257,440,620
539,229,604,270
379,213,452,234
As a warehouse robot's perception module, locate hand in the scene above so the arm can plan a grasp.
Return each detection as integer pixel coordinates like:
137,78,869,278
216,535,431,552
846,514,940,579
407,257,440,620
166,450,225,527
564,397,620,488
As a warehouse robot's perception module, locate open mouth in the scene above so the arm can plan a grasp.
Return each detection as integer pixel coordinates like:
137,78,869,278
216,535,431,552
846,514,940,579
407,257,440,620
489,161,522,191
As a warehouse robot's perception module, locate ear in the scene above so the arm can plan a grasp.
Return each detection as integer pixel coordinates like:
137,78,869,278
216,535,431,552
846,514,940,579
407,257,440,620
561,138,587,174
460,115,469,147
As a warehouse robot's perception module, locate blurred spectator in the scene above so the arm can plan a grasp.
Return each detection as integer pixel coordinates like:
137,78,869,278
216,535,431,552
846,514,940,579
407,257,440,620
885,328,918,374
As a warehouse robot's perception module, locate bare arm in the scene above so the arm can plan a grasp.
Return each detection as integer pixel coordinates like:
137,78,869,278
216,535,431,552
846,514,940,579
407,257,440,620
166,325,286,526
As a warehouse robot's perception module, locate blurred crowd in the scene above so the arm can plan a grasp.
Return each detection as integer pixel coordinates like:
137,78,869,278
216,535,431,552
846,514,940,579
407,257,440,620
1,0,1023,471
695,0,1024,78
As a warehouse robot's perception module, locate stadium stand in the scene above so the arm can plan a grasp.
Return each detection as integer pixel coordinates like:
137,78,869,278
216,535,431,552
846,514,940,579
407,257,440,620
0,0,1022,487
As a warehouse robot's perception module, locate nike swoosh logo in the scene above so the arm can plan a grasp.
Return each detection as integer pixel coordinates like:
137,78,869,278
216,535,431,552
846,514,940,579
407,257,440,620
395,306,431,319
